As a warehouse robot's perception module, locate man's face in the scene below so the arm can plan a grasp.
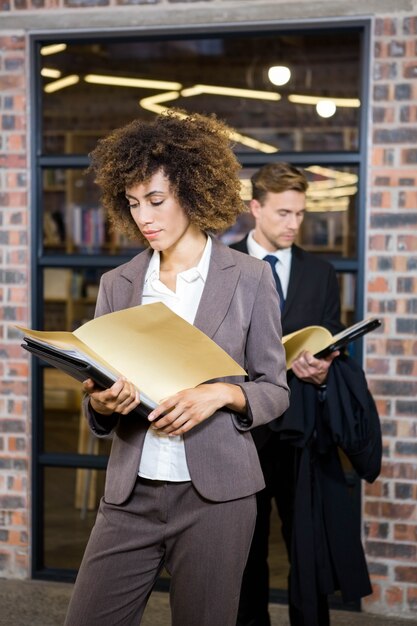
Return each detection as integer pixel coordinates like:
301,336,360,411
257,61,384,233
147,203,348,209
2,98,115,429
250,189,306,251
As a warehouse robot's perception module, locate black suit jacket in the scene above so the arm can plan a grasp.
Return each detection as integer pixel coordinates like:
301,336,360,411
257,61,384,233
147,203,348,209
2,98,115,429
231,237,344,448
230,237,343,337
231,236,381,618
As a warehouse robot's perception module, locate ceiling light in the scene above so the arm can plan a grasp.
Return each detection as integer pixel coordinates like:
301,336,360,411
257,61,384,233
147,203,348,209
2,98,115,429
268,66,291,86
288,94,360,107
139,92,278,153
85,74,182,91
44,75,80,93
229,130,278,153
139,92,182,115
316,100,336,118
306,166,358,185
306,198,350,212
181,84,280,101
41,68,62,79
308,185,358,199
40,43,67,56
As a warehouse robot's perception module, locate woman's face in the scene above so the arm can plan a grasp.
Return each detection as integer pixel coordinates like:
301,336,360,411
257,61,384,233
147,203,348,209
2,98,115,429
125,170,193,252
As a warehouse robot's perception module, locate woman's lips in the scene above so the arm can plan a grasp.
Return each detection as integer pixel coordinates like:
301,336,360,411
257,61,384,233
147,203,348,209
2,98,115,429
142,230,161,240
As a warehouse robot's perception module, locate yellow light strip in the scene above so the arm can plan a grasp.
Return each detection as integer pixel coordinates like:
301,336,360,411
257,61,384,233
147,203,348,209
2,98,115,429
44,75,80,93
306,198,350,212
181,84,281,102
229,131,278,154
139,92,278,154
41,68,62,79
288,94,360,107
85,74,182,91
308,185,358,199
306,165,358,185
40,43,67,56
139,92,182,115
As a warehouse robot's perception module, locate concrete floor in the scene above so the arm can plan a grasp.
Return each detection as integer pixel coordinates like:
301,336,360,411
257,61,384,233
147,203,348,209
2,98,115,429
0,579,415,626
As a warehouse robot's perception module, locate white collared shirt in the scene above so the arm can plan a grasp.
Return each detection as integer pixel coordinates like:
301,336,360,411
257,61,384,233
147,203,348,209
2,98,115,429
247,230,292,299
138,235,212,481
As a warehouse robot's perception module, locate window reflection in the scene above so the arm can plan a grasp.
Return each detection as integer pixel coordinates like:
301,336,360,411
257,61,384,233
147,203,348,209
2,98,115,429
44,467,106,569
42,168,143,256
220,164,358,259
41,31,361,155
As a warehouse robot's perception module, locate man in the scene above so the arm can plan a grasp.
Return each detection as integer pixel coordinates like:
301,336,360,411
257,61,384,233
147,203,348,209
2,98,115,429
232,163,381,626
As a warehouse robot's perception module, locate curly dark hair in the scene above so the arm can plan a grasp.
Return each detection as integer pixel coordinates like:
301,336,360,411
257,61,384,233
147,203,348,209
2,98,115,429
88,110,246,245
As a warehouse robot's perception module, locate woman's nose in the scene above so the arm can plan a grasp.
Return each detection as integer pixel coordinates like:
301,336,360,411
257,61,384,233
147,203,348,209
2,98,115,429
132,206,153,225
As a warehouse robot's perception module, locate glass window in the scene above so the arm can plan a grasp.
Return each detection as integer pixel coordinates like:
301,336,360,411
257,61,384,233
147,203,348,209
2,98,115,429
42,168,142,256
33,24,366,584
43,368,112,456
221,164,359,260
43,267,111,331
40,31,361,156
44,467,106,569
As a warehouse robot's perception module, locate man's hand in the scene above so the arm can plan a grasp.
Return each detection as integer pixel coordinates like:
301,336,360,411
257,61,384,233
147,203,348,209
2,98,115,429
148,382,246,437
291,350,340,386
82,377,141,416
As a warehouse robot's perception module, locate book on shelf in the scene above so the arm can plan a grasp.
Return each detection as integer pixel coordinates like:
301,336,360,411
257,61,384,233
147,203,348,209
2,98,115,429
283,317,381,370
16,302,246,418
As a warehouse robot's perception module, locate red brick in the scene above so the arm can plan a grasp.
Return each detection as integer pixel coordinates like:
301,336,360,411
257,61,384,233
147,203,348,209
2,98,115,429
394,524,417,542
386,586,404,605
369,276,391,292
407,587,417,610
363,584,381,604
395,566,417,583
365,481,384,497
381,502,416,519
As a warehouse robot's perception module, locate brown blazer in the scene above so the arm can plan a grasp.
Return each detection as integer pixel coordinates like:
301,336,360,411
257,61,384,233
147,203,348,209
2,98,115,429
84,237,289,503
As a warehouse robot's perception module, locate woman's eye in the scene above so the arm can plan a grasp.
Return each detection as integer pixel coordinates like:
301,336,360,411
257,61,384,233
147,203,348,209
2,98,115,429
151,200,163,206
129,203,139,210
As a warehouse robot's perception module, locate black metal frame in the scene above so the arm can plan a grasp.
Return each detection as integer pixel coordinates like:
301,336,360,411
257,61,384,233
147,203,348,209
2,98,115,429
29,18,371,605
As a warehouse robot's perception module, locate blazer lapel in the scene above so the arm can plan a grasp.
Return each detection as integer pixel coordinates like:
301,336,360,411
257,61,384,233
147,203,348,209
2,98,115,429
194,238,240,339
282,244,304,322
116,240,239,340
119,248,153,308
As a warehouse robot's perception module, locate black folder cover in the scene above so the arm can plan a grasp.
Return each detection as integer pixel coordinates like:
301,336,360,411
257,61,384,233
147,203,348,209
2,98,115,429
22,338,152,419
314,317,381,359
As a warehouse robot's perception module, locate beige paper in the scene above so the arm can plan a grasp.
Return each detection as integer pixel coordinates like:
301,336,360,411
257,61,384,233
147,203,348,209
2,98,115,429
283,326,332,369
283,317,381,369
18,302,246,405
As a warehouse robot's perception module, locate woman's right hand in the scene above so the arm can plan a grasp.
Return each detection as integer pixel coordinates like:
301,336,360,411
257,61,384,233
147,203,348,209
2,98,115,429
82,378,141,416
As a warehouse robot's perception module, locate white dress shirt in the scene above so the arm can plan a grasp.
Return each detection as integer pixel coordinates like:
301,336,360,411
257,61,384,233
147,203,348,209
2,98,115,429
246,230,292,299
138,236,212,482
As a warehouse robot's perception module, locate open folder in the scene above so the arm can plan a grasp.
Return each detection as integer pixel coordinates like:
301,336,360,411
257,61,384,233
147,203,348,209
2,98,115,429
283,317,381,370
17,302,246,417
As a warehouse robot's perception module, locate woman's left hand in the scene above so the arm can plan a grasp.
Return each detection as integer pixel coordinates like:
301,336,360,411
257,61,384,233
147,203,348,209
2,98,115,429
148,382,245,436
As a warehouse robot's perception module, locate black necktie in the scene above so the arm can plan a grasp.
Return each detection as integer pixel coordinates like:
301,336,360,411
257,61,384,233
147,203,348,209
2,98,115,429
263,255,285,311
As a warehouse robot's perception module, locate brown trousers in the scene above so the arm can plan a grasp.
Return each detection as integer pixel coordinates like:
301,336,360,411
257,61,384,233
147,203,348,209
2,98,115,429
64,477,256,626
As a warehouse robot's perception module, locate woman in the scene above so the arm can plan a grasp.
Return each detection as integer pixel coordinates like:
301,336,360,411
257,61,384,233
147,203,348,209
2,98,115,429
64,110,289,626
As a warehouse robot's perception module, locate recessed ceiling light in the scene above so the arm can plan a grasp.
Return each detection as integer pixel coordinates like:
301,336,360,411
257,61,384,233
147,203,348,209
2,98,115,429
44,75,80,93
40,44,67,56
84,74,182,91
316,99,337,118
267,66,291,86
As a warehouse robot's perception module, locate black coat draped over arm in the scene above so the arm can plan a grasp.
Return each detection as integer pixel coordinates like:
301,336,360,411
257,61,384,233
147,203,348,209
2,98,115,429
273,354,382,626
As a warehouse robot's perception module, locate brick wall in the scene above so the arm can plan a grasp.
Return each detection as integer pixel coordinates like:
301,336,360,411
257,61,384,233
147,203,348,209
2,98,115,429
0,31,30,578
364,13,417,619
0,0,417,620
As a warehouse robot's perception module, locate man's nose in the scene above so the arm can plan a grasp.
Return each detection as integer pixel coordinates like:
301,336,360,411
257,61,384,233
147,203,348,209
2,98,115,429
287,213,300,228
